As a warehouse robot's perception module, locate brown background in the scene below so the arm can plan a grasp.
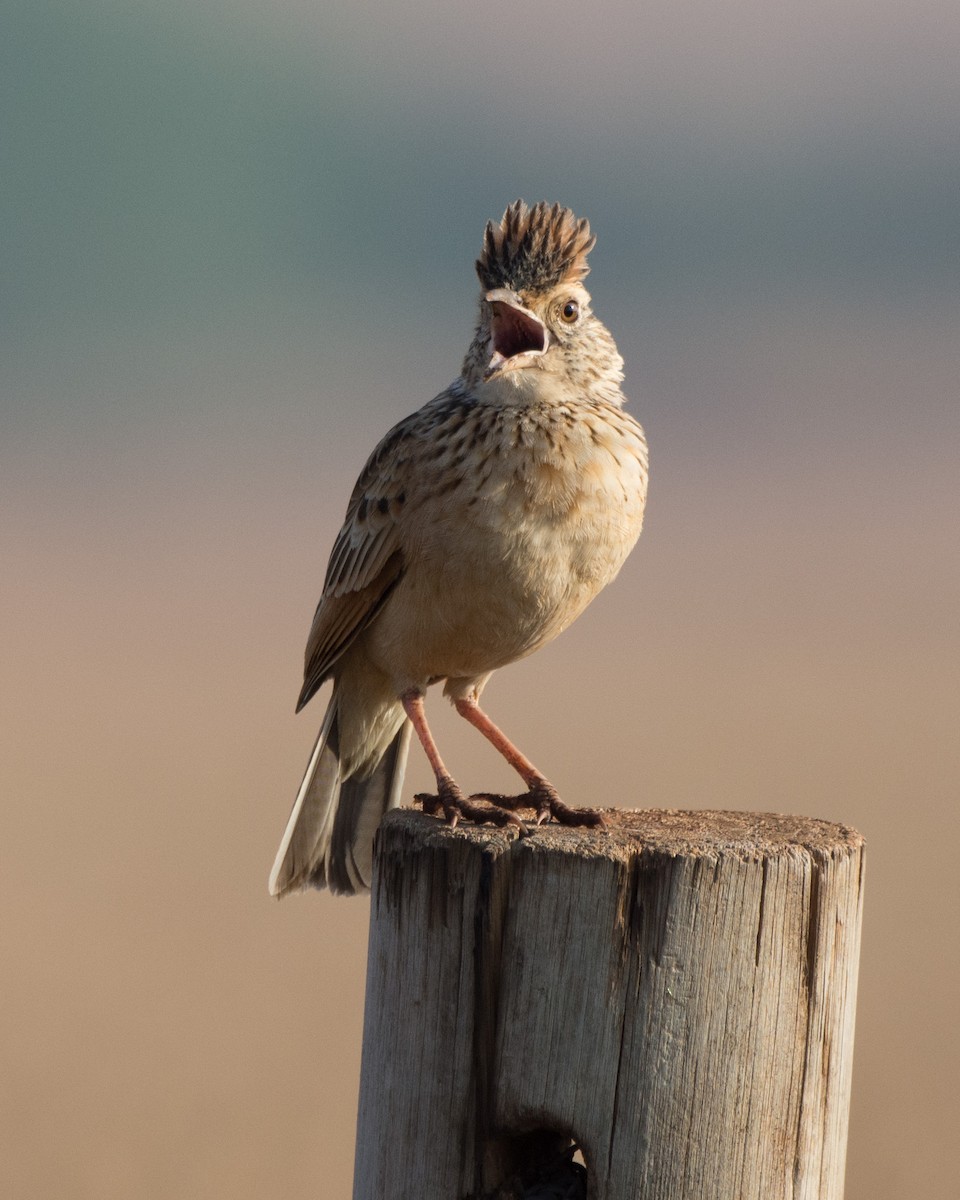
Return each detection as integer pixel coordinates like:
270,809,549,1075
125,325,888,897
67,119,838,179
3,3,957,1197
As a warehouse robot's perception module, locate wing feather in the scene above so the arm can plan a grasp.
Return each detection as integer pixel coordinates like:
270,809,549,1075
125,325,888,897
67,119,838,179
296,420,415,709
331,521,398,595
297,392,471,710
297,553,402,710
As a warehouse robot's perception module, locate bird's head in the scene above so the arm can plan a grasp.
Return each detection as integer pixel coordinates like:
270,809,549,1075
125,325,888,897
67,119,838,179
462,201,624,403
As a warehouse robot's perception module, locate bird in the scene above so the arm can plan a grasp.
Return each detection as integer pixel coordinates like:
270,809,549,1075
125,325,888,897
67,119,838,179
269,200,649,897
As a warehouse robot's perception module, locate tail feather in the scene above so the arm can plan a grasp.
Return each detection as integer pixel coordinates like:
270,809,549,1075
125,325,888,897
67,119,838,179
326,721,412,893
269,693,411,897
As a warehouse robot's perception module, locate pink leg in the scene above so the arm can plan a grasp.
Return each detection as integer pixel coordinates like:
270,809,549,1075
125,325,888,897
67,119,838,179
400,691,525,830
453,697,605,828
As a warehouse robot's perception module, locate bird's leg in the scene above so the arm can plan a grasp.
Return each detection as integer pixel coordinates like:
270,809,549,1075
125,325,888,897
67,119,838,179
400,691,526,831
453,696,605,828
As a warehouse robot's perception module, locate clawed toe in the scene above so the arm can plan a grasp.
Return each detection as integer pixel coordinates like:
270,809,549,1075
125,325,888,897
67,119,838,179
415,780,527,832
545,798,606,828
415,791,444,818
534,784,605,828
467,791,531,811
416,775,603,835
471,783,606,829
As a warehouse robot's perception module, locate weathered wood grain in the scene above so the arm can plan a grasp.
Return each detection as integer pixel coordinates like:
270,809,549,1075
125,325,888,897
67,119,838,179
353,809,864,1200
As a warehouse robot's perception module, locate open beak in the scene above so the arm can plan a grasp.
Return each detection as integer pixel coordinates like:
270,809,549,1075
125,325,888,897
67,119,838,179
484,289,549,379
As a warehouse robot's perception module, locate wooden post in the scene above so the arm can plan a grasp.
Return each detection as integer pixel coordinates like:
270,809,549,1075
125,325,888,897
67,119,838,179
353,809,864,1200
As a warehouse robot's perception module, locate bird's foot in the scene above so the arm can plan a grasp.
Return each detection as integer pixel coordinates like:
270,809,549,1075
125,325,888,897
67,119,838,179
471,780,606,829
416,776,527,832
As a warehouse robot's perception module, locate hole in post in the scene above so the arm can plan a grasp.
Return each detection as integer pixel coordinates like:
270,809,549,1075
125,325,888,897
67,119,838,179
473,1128,588,1199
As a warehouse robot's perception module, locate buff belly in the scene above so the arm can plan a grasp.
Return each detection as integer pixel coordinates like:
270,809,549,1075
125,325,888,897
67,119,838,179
363,464,645,691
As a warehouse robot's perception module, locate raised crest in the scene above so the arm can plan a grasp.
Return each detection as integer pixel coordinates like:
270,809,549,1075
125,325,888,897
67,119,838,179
475,200,596,293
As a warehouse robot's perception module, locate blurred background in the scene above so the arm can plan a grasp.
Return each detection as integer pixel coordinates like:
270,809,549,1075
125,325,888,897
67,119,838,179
2,1,957,1195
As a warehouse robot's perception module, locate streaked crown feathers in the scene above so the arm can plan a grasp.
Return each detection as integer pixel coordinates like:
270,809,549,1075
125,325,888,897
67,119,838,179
475,200,596,294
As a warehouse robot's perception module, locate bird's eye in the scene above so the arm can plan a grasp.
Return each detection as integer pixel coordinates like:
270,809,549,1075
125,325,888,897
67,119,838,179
560,299,580,324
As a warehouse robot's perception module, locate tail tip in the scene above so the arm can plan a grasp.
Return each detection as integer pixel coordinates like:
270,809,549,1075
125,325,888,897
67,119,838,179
268,861,286,898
